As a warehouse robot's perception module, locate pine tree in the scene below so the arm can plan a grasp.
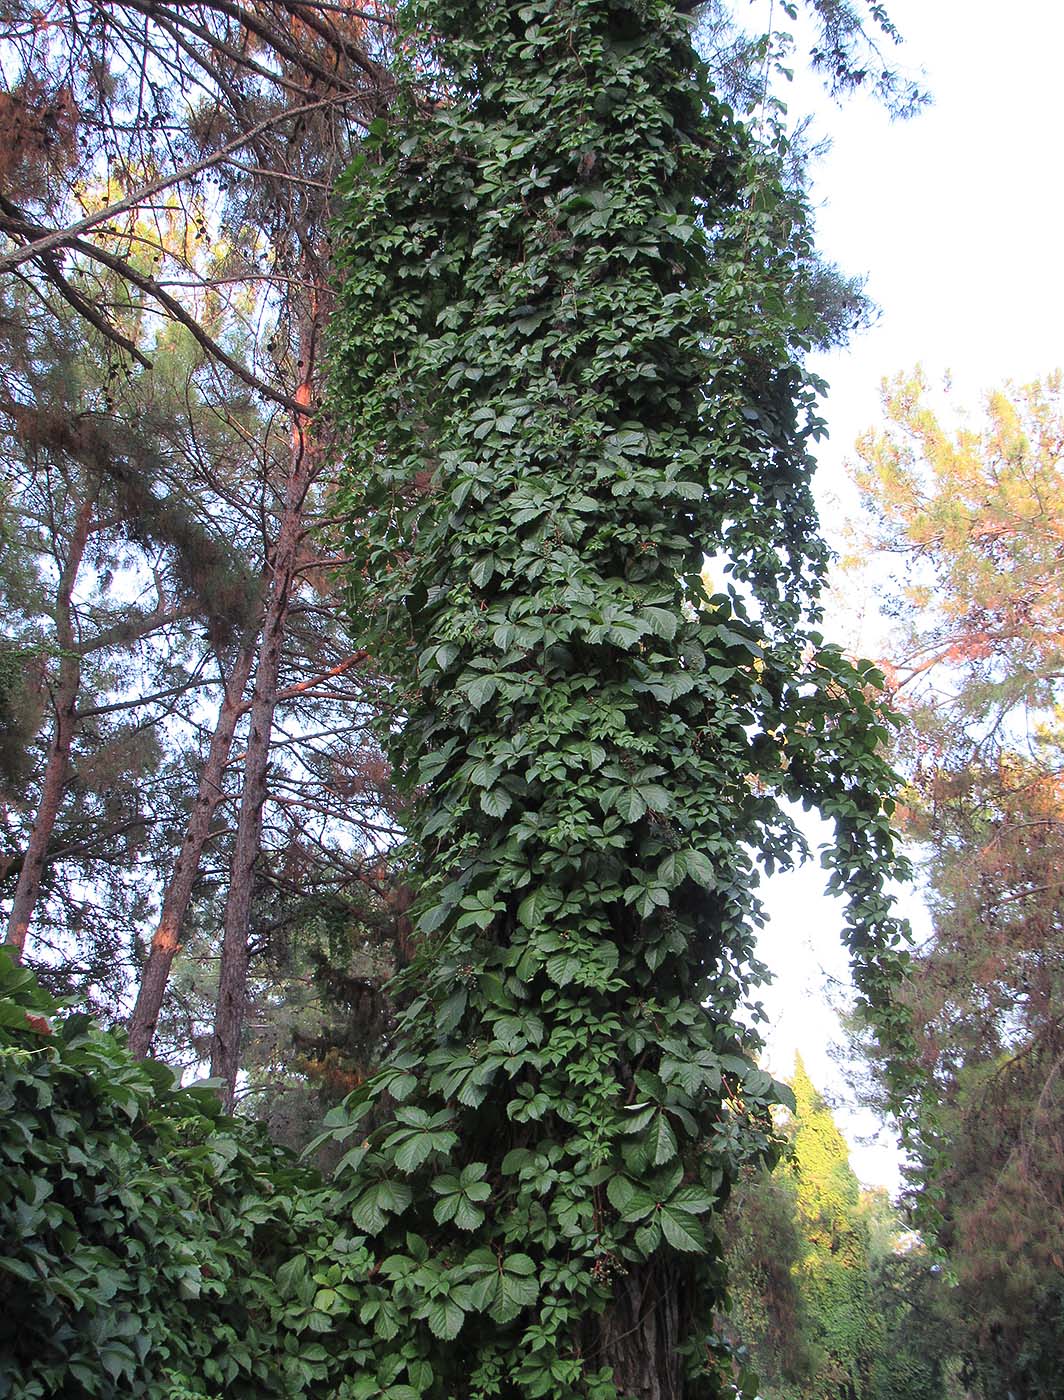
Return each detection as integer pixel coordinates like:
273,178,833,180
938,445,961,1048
849,371,1064,1399
0,289,256,984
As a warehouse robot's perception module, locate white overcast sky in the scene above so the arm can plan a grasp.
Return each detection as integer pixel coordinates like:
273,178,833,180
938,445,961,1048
750,0,1064,1188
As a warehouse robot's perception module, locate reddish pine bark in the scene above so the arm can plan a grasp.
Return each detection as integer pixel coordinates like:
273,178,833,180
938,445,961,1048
5,495,93,957
208,320,322,1111
127,636,257,1058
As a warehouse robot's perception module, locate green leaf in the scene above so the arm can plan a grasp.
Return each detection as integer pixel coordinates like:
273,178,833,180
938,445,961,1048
481,787,512,819
618,1187,657,1223
615,788,647,822
426,1296,465,1340
545,950,582,986
490,1256,539,1322
640,605,679,640
671,1185,715,1214
634,1218,662,1254
680,848,715,889
464,675,497,709
657,850,688,888
641,784,671,813
0,1256,38,1284
436,988,468,1036
416,902,451,935
775,1079,797,1113
517,886,555,928
389,1126,457,1175
620,1103,657,1134
459,1162,488,1188
659,1205,706,1253
501,1147,533,1174
606,1174,636,1213
407,1359,433,1392
647,1112,678,1165
471,555,495,587
453,1196,487,1230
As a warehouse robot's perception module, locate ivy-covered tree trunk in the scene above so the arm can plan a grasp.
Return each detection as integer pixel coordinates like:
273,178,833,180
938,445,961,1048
591,1256,688,1400
326,2,911,1397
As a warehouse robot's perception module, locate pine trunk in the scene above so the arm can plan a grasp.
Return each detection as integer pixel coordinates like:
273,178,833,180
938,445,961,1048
128,635,257,1058
208,315,321,1109
5,496,93,957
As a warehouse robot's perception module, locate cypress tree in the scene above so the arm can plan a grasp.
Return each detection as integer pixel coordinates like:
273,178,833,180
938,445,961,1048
327,1,911,1395
791,1057,878,1397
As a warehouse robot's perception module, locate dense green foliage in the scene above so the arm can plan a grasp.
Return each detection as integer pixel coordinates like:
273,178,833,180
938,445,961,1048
0,951,329,1397
865,1243,954,1400
325,0,911,1394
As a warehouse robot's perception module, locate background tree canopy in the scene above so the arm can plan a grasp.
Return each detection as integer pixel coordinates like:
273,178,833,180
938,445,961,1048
724,1057,953,1400
847,371,1064,1399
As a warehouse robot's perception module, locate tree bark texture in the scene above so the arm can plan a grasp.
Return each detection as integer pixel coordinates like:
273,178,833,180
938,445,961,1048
589,1257,692,1400
128,635,257,1058
208,311,322,1110
5,495,94,957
